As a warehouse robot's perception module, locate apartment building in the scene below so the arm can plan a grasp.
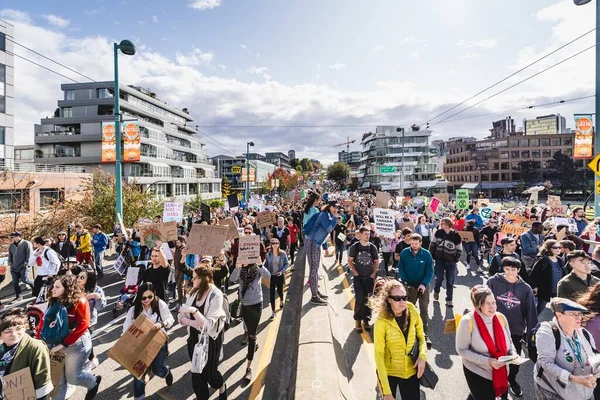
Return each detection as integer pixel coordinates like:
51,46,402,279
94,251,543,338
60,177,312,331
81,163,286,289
211,154,275,192
33,82,220,201
0,21,14,168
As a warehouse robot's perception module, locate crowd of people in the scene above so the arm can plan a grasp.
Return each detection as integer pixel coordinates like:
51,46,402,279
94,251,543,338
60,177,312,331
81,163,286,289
4,190,600,399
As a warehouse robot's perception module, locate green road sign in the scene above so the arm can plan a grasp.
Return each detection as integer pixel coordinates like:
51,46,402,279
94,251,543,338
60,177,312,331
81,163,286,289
456,189,469,210
380,166,397,173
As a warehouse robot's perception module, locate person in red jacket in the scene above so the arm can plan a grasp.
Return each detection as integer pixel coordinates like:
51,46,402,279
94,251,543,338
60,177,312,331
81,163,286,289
38,275,101,400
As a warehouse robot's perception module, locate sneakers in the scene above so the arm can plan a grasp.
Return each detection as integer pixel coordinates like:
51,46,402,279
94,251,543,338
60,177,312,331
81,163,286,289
83,357,99,371
425,335,432,350
433,292,439,301
243,367,253,382
477,267,484,273
354,321,363,333
241,332,248,346
317,291,329,300
84,376,102,400
509,381,523,397
465,264,471,270
446,301,454,308
165,369,173,386
280,300,285,310
65,384,76,399
310,296,327,306
270,312,276,321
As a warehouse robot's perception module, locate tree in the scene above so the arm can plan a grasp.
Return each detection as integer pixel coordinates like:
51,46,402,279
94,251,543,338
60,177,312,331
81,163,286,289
290,158,299,169
300,158,313,172
543,150,579,195
311,159,323,171
295,165,303,174
222,176,231,197
266,168,299,195
327,162,350,189
515,160,542,187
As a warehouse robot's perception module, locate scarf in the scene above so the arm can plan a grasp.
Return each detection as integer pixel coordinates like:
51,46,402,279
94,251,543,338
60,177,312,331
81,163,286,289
473,311,508,397
239,265,258,298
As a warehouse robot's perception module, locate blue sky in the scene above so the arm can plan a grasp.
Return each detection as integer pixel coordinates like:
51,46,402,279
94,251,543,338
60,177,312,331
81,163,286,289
1,0,597,163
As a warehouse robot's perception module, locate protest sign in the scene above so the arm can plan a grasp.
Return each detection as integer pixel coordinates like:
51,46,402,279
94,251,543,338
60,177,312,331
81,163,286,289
547,196,566,216
108,314,167,379
551,217,578,233
429,197,441,214
257,211,276,228
2,367,36,400
444,319,457,334
139,221,178,248
337,232,347,242
413,196,425,208
50,352,66,397
476,199,490,208
456,189,469,210
435,192,450,205
501,214,530,236
218,218,240,239
556,228,567,241
227,193,239,208
187,224,228,256
374,191,392,208
399,221,415,231
237,235,262,265
373,208,396,238
114,255,127,276
480,207,493,220
125,267,140,287
488,203,502,212
162,202,184,222
458,231,475,242
200,203,211,223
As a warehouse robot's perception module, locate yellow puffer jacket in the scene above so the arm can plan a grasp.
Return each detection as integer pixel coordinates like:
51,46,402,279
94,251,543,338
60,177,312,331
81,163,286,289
374,302,427,396
70,231,92,253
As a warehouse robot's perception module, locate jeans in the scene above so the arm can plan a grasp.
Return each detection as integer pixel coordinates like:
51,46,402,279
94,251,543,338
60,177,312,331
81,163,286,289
94,250,104,274
434,260,457,302
32,275,49,300
335,242,345,263
509,334,523,384
407,285,430,334
464,366,506,400
353,275,374,322
241,303,262,361
10,267,33,297
289,241,297,264
54,332,96,400
381,252,392,275
464,243,480,265
133,343,170,399
187,331,224,400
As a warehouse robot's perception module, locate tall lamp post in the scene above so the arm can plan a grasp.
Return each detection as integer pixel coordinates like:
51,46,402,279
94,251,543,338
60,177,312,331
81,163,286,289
396,127,405,196
113,39,136,222
245,141,255,203
574,0,600,217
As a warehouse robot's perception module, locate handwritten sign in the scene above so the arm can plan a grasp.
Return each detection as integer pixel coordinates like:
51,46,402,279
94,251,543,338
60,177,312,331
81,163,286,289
476,199,490,208
501,213,530,236
399,221,415,231
429,197,441,214
435,192,450,205
139,221,178,248
373,208,396,238
458,231,475,242
218,218,240,239
1,368,36,400
162,202,184,222
551,217,578,233
50,352,66,397
374,191,392,208
237,235,262,265
114,255,127,276
187,224,228,256
337,232,347,242
257,211,276,228
125,267,140,287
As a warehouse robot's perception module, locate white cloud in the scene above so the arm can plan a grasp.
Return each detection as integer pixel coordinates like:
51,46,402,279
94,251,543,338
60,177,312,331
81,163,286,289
84,9,98,16
138,21,145,25
329,63,346,69
152,15,158,23
218,64,227,70
372,44,384,53
409,50,420,59
188,0,222,10
42,14,70,28
458,39,497,48
175,47,214,66
0,9,31,23
458,53,479,59
247,66,269,74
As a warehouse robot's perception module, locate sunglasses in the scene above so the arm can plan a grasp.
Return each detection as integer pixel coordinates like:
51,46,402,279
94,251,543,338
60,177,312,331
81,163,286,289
141,295,154,301
271,242,279,245
244,231,252,234
551,246,561,249
388,295,408,302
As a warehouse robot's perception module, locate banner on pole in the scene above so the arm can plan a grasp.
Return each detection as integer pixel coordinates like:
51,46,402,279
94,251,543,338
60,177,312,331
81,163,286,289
574,114,594,159
123,121,141,162
101,122,117,163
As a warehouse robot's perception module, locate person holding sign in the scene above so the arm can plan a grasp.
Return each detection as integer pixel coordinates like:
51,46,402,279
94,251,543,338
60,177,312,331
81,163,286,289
122,282,174,399
140,247,171,302
529,240,566,316
178,265,227,400
0,308,53,399
334,216,348,266
264,239,289,320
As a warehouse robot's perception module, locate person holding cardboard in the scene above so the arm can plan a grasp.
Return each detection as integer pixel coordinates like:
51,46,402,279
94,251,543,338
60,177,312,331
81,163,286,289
0,308,53,399
529,240,567,316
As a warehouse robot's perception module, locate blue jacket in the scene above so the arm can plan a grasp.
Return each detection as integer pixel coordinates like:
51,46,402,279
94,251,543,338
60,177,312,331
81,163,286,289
92,232,109,253
264,251,289,274
306,212,337,245
397,247,434,287
521,230,543,258
575,218,587,237
465,214,483,230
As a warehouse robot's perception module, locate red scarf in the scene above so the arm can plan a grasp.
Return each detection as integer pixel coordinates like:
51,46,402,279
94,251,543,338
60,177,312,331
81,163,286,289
473,311,508,397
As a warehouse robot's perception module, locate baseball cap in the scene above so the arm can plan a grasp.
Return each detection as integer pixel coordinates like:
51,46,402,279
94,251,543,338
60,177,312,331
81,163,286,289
550,297,589,314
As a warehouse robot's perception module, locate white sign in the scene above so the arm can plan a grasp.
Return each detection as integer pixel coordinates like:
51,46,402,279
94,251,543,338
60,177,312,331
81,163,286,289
114,255,127,276
373,208,396,238
163,202,184,222
551,217,578,233
125,267,140,287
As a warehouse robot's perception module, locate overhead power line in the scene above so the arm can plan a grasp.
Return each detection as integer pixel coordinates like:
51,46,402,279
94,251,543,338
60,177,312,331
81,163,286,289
6,50,84,84
428,42,599,129
423,25,599,126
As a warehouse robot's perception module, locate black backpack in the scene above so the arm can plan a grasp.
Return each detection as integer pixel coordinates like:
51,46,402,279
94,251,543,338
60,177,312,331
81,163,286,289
528,321,596,362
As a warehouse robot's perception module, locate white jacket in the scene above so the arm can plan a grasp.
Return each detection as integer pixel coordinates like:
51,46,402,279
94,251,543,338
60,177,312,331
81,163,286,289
179,285,226,340
29,246,61,276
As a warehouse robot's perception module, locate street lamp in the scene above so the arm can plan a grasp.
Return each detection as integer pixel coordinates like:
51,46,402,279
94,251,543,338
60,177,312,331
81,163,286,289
396,127,405,196
245,141,255,203
574,0,600,217
113,39,136,223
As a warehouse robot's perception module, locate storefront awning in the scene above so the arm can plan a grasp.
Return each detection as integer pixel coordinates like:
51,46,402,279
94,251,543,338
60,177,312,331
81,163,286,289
460,183,479,189
481,182,518,190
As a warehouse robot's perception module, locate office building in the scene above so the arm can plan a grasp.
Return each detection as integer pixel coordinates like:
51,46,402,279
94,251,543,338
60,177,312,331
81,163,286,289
338,150,361,166
288,149,296,161
265,152,290,169
357,126,443,193
524,114,567,136
211,154,275,192
490,117,516,139
0,21,15,168
33,81,220,201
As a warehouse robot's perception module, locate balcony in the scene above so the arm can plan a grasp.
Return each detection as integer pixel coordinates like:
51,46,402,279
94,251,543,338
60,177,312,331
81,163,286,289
0,161,86,174
36,130,80,137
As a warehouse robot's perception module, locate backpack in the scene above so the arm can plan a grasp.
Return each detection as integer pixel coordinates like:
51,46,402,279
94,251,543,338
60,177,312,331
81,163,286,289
528,321,597,363
40,302,69,345
302,212,320,236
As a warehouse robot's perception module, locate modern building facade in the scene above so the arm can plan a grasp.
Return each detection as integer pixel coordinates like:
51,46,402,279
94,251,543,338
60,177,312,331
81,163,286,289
524,114,567,136
490,116,516,138
265,152,290,169
358,126,443,193
211,154,275,192
338,150,361,166
33,81,220,201
0,21,15,168
288,149,296,161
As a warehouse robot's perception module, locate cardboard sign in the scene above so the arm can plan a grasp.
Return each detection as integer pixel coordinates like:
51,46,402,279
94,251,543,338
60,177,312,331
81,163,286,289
187,224,228,256
257,211,276,228
413,196,425,208
108,314,168,379
2,368,36,400
556,228,567,241
373,208,396,238
139,221,178,248
219,218,240,239
547,196,566,216
374,191,392,208
480,207,493,220
429,197,441,214
162,202,184,223
398,221,415,231
237,235,262,265
458,231,475,242
435,192,450,205
125,267,140,287
488,203,502,212
476,199,490,208
201,203,211,223
501,214,530,236
551,217,578,233
50,351,66,397
337,232,347,242
444,319,457,334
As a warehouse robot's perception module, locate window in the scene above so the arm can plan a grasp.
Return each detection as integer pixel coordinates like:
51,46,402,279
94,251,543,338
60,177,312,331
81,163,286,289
54,144,80,157
530,139,540,147
15,148,33,160
0,64,5,113
492,162,499,170
551,138,561,146
521,150,530,158
0,33,4,51
174,184,187,196
543,149,552,158
511,151,519,158
532,150,540,158
509,139,519,147
500,162,510,170
501,173,511,181
491,173,499,181
189,184,198,195
0,127,4,145
519,139,529,147
500,151,509,159
563,137,572,146
0,190,30,213
97,88,112,99
65,90,75,101
62,107,72,118
564,148,573,156
39,189,63,208
541,138,550,147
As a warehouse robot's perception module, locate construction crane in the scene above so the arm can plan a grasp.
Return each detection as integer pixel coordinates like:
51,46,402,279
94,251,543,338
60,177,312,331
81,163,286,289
333,136,356,153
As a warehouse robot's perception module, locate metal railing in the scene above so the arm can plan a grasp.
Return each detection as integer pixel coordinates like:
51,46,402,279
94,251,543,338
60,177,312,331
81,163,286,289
0,161,86,173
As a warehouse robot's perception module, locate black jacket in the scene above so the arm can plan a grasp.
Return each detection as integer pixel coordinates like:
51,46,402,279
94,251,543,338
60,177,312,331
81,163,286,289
528,255,566,302
489,251,529,284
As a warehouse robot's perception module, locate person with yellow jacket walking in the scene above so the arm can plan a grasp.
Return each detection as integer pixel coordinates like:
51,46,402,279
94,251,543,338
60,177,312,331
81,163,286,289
371,279,426,400
70,223,93,265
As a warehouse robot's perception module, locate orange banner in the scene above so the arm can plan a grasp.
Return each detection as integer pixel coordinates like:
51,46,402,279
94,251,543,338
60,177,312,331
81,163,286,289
101,122,116,163
574,114,593,159
123,122,141,162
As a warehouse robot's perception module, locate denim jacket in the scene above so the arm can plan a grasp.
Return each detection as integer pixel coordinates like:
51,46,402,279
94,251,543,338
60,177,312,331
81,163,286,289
264,251,289,275
306,212,338,244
